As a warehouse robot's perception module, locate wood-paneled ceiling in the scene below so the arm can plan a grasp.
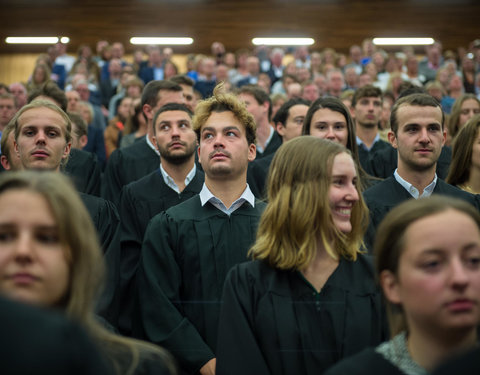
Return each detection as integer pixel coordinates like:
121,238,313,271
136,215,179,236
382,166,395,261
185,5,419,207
1,0,479,55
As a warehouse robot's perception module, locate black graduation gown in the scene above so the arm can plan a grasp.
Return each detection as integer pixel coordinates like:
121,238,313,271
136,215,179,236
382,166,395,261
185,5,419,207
247,152,274,199
80,192,119,252
102,137,159,205
216,256,387,375
257,131,282,159
357,139,392,176
323,348,405,375
100,168,205,334
64,148,102,197
432,347,480,375
133,196,266,374
363,176,480,251
368,145,452,179
0,296,112,375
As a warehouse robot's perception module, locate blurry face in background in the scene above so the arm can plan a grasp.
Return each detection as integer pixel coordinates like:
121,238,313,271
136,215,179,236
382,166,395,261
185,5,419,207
459,99,480,128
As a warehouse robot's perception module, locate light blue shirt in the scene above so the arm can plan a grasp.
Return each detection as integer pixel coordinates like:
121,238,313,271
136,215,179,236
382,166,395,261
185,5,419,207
145,135,160,156
356,133,381,151
394,169,437,199
160,164,196,194
199,183,255,216
257,126,274,154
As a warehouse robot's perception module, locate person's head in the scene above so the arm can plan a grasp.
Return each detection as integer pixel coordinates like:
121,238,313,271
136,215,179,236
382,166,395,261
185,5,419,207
28,80,68,112
65,90,81,113
193,84,256,181
72,80,90,102
425,80,446,102
0,170,103,321
237,84,272,123
301,81,320,102
326,69,344,95
163,60,179,80
8,82,27,109
448,94,480,140
152,103,196,165
141,80,184,127
31,64,51,85
389,93,445,174
273,98,310,142
12,100,72,171
124,77,144,99
116,96,133,122
0,122,21,171
0,94,17,130
76,101,94,125
351,84,383,129
111,42,124,59
68,112,88,149
170,75,196,112
375,196,480,338
249,136,367,270
303,96,358,154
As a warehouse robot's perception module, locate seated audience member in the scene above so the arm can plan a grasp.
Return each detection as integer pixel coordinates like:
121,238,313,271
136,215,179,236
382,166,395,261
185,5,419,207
100,103,204,334
0,93,16,136
441,74,464,114
170,75,197,112
363,94,478,251
446,93,480,145
0,294,112,374
105,96,133,158
107,72,142,120
120,98,147,149
194,57,217,98
237,84,282,159
351,85,392,175
76,100,107,166
26,63,51,92
447,115,480,193
9,82,28,110
0,171,177,375
8,100,118,251
248,98,310,198
326,196,480,375
302,96,376,190
133,86,265,375
216,137,386,374
101,80,184,205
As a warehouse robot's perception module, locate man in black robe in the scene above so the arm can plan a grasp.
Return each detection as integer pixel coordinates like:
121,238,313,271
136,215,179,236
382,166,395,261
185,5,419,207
8,100,118,252
352,85,392,176
133,87,265,375
363,93,479,250
100,103,204,334
247,97,310,198
237,84,282,159
101,80,184,205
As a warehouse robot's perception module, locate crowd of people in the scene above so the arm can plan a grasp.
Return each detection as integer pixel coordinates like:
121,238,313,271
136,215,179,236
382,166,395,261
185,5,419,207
0,37,479,374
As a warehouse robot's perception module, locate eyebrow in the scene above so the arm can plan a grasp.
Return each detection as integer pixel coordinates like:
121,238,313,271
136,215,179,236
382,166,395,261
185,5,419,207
201,125,241,133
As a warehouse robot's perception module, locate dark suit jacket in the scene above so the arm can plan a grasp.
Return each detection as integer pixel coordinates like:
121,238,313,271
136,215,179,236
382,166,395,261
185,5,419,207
64,148,102,196
363,176,479,251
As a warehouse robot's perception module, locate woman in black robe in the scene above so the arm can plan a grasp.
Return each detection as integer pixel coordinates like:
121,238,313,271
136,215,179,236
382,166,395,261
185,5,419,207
325,196,480,375
216,137,387,375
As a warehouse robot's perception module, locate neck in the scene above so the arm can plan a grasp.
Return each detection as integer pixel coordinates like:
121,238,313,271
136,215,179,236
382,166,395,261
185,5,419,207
161,156,195,192
256,121,272,149
397,162,436,195
204,173,247,208
356,124,378,148
467,166,480,193
147,121,155,144
135,121,148,138
301,237,339,292
407,326,477,372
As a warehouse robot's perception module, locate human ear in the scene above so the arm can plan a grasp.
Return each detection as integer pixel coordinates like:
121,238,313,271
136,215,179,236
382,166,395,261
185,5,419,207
388,131,397,149
380,269,402,305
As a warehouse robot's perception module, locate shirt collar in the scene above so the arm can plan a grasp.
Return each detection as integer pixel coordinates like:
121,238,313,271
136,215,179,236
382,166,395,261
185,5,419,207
256,126,274,154
356,134,380,151
199,183,255,215
394,169,437,199
145,135,160,155
160,164,196,194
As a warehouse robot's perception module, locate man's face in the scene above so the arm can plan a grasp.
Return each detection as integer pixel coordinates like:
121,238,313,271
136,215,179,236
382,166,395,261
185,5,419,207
153,110,197,165
179,84,196,112
66,91,80,112
276,104,308,142
198,111,256,180
9,84,27,108
389,104,445,173
302,84,319,102
353,96,382,128
14,107,71,171
74,84,90,101
238,93,268,125
0,98,16,128
328,72,344,92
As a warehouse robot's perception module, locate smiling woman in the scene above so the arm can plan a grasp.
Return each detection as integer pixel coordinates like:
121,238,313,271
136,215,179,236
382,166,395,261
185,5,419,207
216,136,386,375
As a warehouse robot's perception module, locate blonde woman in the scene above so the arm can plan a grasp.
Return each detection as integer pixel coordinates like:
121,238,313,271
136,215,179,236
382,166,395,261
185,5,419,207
216,137,386,374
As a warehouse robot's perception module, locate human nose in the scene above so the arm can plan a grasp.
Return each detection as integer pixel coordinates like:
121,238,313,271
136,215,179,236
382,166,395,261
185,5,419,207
171,125,180,138
345,182,359,202
325,126,336,140
13,233,34,264
35,130,47,144
418,127,430,143
449,258,469,290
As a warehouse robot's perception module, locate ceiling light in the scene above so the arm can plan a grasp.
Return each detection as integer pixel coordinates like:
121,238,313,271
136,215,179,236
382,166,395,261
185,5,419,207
130,37,193,45
373,38,435,46
5,37,67,44
252,38,315,46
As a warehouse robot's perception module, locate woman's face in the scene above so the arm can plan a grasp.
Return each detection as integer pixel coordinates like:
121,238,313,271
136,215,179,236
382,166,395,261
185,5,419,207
382,209,480,335
459,99,480,128
0,190,70,308
471,129,480,170
310,108,349,147
33,67,46,84
328,152,359,233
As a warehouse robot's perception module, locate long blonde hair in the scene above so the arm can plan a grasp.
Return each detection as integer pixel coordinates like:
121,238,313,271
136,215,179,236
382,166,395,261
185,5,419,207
0,171,176,375
249,137,368,270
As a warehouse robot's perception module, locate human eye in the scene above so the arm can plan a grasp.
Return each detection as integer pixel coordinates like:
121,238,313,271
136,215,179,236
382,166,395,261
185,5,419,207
334,123,346,130
315,123,327,131
226,130,237,137
474,109,480,114
428,124,441,132
36,231,59,244
420,256,442,272
22,128,35,137
461,109,469,115
0,230,15,243
47,130,60,138
202,132,213,140
179,122,190,129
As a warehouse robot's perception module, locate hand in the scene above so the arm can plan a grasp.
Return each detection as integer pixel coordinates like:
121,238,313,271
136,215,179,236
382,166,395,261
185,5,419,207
199,358,216,375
